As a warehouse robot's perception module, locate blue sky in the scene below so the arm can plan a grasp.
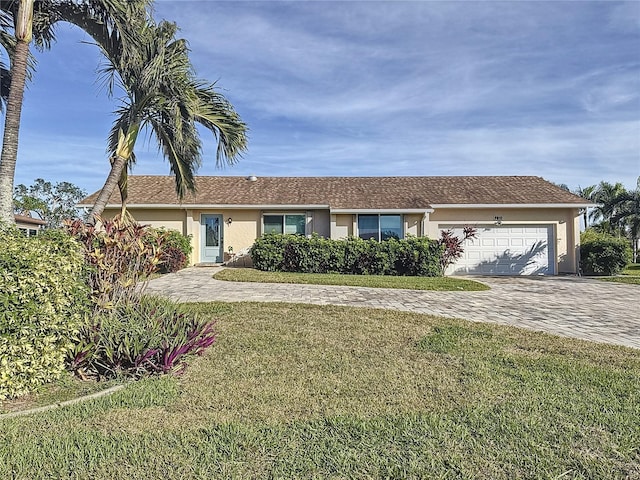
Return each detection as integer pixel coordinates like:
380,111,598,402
5,0,640,196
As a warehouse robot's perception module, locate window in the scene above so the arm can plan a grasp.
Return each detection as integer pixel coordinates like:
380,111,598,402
263,214,306,235
18,228,39,237
358,214,403,241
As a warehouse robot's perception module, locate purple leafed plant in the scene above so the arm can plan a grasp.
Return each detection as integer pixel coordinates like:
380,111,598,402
68,296,217,379
438,226,477,275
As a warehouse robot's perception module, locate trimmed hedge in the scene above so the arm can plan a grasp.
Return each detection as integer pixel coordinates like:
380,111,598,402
580,230,631,276
251,234,443,276
0,226,89,399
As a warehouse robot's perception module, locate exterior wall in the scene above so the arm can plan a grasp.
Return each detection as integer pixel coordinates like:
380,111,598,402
428,207,581,274
311,209,331,237
105,208,330,264
187,209,260,264
331,213,423,239
103,208,187,234
15,221,44,236
15,220,45,230
331,214,354,239
404,214,423,237
102,206,582,272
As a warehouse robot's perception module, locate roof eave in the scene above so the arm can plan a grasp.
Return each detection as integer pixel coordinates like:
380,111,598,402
77,203,332,210
430,203,594,209
330,208,434,214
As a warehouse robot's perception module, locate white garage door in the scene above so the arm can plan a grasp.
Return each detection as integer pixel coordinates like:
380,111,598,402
440,225,555,276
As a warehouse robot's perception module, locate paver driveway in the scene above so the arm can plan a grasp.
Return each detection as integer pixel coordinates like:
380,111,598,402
147,268,639,349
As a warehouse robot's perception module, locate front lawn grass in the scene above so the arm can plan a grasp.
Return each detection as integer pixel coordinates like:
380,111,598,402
2,302,639,478
599,263,640,285
214,267,489,291
0,373,120,415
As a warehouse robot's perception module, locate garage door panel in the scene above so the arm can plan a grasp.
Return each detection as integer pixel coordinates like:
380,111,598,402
441,224,555,276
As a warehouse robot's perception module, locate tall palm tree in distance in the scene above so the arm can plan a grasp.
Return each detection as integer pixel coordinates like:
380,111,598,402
589,181,627,234
574,184,597,228
610,178,640,262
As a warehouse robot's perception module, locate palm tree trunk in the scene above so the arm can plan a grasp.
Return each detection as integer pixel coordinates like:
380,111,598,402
88,154,127,224
0,0,34,225
0,39,29,224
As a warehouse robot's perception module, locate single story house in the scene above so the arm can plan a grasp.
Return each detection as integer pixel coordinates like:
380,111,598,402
79,175,592,275
14,214,47,236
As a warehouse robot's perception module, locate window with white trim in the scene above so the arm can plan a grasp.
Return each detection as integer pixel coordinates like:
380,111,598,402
358,214,403,241
18,228,39,237
263,214,306,235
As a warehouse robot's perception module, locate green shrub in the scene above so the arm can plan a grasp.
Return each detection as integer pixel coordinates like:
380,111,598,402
69,296,216,379
148,228,193,273
0,226,89,399
250,233,288,272
580,229,631,276
251,234,443,276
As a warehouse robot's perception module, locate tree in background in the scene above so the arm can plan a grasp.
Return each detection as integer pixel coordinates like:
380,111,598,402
588,181,627,235
574,178,639,264
13,178,86,228
609,178,640,262
574,184,597,228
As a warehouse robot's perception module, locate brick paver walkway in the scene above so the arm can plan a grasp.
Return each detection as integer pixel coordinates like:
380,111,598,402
147,268,639,349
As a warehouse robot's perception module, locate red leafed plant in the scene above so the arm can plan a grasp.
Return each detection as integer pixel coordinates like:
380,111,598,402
64,215,215,379
438,226,477,275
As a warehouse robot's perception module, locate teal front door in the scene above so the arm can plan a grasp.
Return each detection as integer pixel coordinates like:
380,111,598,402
201,214,223,263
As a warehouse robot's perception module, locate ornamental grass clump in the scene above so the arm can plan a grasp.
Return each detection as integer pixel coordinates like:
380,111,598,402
69,296,216,379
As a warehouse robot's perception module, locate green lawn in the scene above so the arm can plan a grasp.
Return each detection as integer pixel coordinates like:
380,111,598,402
214,267,489,291
2,302,639,478
599,263,640,285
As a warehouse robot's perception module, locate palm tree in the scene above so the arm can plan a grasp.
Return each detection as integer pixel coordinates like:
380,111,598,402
87,19,247,221
0,0,35,223
589,181,627,234
0,22,17,111
610,178,640,262
0,0,148,224
574,184,597,228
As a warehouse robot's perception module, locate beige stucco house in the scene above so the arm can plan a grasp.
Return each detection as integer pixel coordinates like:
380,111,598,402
79,175,592,275
14,214,47,236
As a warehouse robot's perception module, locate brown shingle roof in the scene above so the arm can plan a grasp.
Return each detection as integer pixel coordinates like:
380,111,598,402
14,214,47,225
79,175,590,209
